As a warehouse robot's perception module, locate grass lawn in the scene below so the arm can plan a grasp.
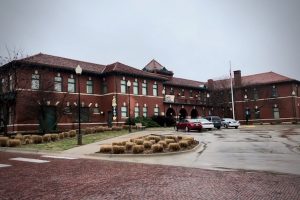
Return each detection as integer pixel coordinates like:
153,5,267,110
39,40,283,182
18,130,130,151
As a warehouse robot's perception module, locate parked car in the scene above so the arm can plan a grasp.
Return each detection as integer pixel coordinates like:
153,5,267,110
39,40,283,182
195,118,214,130
176,119,202,132
221,118,240,129
205,116,222,129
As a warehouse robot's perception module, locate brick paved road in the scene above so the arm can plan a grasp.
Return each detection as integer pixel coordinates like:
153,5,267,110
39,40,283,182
0,152,300,200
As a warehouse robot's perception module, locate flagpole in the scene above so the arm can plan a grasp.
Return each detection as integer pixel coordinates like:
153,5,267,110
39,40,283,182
230,61,235,120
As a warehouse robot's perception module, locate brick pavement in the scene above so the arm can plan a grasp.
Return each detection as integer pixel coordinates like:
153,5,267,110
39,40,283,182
0,152,300,200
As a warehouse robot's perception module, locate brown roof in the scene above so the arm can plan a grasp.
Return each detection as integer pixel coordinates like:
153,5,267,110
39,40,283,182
144,59,164,71
165,77,206,89
212,71,295,89
102,62,168,80
18,53,105,73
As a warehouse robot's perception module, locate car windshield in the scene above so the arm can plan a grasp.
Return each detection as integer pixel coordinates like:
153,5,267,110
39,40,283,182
196,118,210,123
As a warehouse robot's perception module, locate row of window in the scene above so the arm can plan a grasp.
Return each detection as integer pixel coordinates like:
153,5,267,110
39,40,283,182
120,80,158,96
121,106,159,118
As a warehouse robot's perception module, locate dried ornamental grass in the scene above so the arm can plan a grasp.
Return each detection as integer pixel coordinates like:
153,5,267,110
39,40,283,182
143,141,152,149
165,139,175,145
95,126,104,132
58,133,64,140
85,128,93,135
151,144,163,153
149,140,156,144
14,134,23,141
158,141,167,148
177,135,183,140
112,145,125,154
134,139,144,145
146,135,160,142
103,127,112,131
125,142,134,151
0,137,9,147
168,143,181,151
24,138,32,144
179,140,189,148
69,130,76,137
50,134,59,141
31,135,43,144
8,139,21,147
42,134,51,143
112,141,125,146
132,145,144,154
63,132,70,138
112,126,122,131
165,135,177,141
100,145,113,153
23,135,32,140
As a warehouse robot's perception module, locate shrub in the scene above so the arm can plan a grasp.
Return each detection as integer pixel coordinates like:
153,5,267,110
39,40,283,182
165,135,177,141
14,134,23,141
165,139,175,145
95,126,104,133
134,116,160,128
149,140,156,144
42,134,51,143
8,139,21,147
132,145,144,154
158,140,167,148
69,130,76,137
112,126,122,131
85,128,93,135
0,137,9,147
177,135,183,140
100,145,112,153
103,127,112,131
112,141,125,146
168,143,180,151
24,138,31,144
143,141,152,149
31,135,43,144
63,132,70,138
125,142,134,151
146,135,160,142
58,133,64,140
151,144,163,153
112,145,125,154
179,140,189,148
134,139,144,145
23,135,32,140
50,134,59,141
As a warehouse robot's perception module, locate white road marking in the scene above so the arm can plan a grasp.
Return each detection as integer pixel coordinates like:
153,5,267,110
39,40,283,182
10,157,50,163
41,155,77,160
0,164,11,168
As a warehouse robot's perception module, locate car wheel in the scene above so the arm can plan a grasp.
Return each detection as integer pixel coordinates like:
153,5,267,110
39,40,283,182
217,126,221,129
176,127,178,131
235,126,238,129
185,126,190,132
225,124,229,129
208,128,212,131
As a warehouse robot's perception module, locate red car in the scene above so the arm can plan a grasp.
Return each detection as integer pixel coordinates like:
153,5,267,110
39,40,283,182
176,119,203,132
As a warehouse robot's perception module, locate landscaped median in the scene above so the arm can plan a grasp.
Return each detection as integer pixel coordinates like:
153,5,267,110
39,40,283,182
0,126,129,151
98,134,200,155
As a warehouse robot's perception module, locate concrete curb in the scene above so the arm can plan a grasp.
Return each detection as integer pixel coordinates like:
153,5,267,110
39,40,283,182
89,142,204,158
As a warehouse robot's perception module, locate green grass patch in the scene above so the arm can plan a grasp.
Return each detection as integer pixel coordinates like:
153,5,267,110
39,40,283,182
18,130,129,151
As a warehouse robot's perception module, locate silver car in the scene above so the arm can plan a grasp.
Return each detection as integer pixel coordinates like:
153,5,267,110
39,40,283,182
221,118,240,129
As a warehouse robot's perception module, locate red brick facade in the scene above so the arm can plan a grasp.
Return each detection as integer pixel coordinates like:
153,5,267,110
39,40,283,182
0,53,299,133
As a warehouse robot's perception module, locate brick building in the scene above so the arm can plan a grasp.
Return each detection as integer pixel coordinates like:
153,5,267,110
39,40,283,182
0,53,299,133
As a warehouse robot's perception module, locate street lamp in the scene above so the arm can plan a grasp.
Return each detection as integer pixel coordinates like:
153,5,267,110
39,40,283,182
127,80,132,133
75,65,82,145
292,90,297,123
162,87,166,127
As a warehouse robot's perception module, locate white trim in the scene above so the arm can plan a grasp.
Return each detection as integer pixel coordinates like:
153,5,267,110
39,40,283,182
232,96,299,103
10,157,49,163
0,164,11,168
16,89,164,98
41,155,77,160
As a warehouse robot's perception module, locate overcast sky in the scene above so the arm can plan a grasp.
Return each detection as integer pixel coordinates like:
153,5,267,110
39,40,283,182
0,0,299,81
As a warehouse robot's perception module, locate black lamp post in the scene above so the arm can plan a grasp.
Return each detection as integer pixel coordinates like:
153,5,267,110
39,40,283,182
127,80,132,133
162,87,166,127
292,90,297,123
75,65,82,145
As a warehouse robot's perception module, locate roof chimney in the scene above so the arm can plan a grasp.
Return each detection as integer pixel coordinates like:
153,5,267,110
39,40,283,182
234,70,241,87
207,79,214,90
